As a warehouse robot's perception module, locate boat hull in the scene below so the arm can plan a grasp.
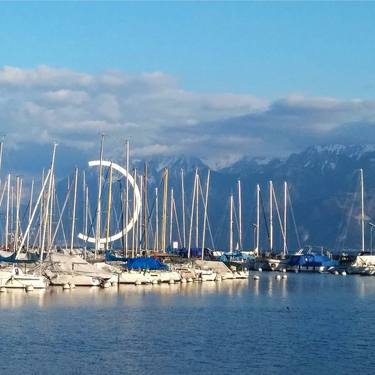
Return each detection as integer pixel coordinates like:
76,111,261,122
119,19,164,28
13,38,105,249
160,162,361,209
0,269,48,289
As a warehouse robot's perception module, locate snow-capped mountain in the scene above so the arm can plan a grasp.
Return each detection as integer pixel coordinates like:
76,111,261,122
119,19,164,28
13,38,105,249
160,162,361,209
3,143,375,251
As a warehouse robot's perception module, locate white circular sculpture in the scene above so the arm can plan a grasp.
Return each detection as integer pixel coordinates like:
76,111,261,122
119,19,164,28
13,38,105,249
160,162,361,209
77,160,141,245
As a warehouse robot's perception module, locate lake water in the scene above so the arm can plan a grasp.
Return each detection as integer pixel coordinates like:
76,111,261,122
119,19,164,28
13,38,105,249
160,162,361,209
0,273,374,375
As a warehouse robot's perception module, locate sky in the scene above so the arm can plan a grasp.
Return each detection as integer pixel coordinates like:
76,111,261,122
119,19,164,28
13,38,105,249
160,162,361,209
0,2,375,170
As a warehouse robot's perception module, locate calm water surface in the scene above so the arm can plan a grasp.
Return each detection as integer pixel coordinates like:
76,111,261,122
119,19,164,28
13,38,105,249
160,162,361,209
0,273,374,375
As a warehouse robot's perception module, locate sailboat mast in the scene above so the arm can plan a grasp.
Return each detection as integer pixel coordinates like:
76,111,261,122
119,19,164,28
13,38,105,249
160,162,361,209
269,180,273,252
188,169,197,258
195,173,199,248
39,169,45,249
95,135,104,256
131,168,137,257
70,167,79,251
40,143,57,260
138,174,143,254
161,168,168,253
181,169,186,248
256,184,260,256
105,163,113,250
84,185,89,259
169,188,174,248
238,179,242,250
48,175,55,251
11,185,14,241
283,181,288,256
16,169,52,259
230,193,234,252
124,139,130,257
5,174,10,250
143,163,148,252
82,170,86,248
155,187,159,251
360,168,365,252
14,176,20,253
201,169,210,260
26,179,34,251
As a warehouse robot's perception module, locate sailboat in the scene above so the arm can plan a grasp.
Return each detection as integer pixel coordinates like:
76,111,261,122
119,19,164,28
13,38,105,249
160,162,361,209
250,181,289,271
0,265,48,289
0,143,56,289
43,252,115,286
262,181,290,271
347,169,375,274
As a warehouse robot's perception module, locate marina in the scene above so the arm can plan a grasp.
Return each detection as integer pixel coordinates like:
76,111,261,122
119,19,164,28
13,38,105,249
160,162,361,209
1,3,375,374
1,137,375,294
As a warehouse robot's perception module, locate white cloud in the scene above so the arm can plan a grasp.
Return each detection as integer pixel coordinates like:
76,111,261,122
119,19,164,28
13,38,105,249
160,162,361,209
1,65,375,168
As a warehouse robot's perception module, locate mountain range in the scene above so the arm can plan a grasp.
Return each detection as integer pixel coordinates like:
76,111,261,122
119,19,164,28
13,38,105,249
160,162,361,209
2,143,375,252
130,144,375,252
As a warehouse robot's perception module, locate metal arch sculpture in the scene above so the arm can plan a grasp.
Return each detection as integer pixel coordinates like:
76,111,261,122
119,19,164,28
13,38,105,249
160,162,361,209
77,160,141,245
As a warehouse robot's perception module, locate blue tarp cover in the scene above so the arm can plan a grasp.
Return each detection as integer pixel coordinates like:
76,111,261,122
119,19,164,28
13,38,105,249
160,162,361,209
288,254,337,268
126,257,167,270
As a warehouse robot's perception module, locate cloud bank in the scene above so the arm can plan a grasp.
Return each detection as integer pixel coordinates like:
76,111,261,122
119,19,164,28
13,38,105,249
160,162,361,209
1,65,375,168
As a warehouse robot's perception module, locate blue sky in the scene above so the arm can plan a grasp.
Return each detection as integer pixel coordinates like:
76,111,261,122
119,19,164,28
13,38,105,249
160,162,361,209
1,2,375,169
1,2,374,98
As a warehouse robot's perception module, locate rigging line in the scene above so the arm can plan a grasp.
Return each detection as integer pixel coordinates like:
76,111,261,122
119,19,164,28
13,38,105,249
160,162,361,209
117,181,125,235
272,187,287,251
338,174,360,250
28,172,52,252
19,186,31,230
113,179,127,241
287,185,302,249
197,174,215,250
247,188,257,250
334,169,356,249
336,190,357,250
214,197,229,249
0,181,8,209
55,189,68,250
183,172,195,239
86,196,94,249
147,203,155,249
31,214,41,250
172,193,183,247
106,180,119,241
232,197,241,250
87,165,111,241
112,203,120,242
118,179,125,250
51,177,73,248
138,172,165,249
259,189,270,242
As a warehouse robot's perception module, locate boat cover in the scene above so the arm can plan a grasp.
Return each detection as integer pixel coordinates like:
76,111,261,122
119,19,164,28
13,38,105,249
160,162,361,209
0,251,40,264
126,257,167,270
288,254,337,268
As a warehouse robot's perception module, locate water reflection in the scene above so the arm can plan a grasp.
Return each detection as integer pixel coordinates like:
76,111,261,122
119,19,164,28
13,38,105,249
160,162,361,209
0,280,252,309
1,274,375,310
0,289,47,309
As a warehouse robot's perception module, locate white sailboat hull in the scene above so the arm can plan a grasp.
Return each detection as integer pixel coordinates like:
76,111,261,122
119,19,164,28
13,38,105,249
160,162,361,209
348,255,375,274
118,270,153,284
0,269,48,289
44,253,114,287
46,272,102,286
